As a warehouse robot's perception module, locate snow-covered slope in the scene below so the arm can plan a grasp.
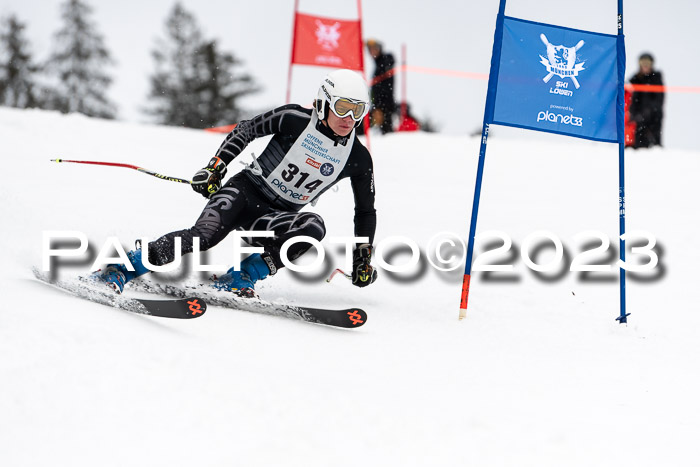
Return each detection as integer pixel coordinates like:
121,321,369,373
1,107,698,466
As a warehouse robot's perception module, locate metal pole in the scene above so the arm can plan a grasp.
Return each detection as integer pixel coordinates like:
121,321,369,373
357,0,371,150
616,0,630,323
51,158,191,184
401,43,407,124
460,0,507,320
286,0,300,104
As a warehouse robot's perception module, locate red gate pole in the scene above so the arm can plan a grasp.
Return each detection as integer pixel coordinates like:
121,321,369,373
357,0,371,150
286,0,300,103
401,43,407,124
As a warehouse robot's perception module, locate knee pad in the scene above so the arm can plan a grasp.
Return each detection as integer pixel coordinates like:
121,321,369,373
296,213,326,241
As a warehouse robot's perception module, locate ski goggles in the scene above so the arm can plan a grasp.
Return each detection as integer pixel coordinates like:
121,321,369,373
329,97,368,121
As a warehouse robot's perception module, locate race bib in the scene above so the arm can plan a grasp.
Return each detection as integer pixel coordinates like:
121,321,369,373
264,114,353,205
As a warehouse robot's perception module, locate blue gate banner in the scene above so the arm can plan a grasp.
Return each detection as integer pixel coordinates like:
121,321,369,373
492,17,618,142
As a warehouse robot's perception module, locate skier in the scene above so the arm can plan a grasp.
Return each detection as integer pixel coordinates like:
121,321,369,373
93,69,378,297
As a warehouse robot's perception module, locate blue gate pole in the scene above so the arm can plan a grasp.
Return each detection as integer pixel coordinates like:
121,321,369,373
460,0,507,320
460,124,490,320
616,0,630,323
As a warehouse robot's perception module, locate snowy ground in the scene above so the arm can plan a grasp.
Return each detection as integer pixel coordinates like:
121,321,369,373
1,107,699,466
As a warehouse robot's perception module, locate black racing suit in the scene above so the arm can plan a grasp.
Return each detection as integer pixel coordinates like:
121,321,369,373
629,70,664,148
370,52,396,134
147,104,377,271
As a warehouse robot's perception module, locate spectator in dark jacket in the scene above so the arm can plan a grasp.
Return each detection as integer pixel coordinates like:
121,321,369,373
629,53,664,148
366,39,396,134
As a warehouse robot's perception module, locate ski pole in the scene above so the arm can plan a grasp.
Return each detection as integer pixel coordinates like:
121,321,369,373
326,268,351,283
51,158,192,184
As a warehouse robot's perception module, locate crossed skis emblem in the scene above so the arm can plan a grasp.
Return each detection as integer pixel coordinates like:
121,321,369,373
539,34,586,89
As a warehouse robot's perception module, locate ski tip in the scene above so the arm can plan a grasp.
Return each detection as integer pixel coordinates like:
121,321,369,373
184,297,207,318
345,308,367,327
306,306,367,328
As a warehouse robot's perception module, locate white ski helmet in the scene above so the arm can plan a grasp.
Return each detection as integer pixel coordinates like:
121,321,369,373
315,69,370,127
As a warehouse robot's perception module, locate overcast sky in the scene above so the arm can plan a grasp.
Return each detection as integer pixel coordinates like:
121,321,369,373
2,0,698,150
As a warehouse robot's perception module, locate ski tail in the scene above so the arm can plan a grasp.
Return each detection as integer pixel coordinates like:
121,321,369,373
32,268,207,319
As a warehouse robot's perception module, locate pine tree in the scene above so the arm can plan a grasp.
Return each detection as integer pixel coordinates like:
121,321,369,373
147,2,258,128
193,40,259,128
45,0,116,118
147,3,202,127
0,14,41,108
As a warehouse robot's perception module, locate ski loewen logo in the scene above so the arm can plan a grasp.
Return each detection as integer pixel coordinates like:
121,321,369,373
539,34,585,89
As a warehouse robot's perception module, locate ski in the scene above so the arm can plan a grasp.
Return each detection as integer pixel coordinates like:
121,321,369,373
32,268,207,319
127,279,367,328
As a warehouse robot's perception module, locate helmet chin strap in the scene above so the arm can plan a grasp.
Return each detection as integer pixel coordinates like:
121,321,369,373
317,117,337,136
316,116,351,145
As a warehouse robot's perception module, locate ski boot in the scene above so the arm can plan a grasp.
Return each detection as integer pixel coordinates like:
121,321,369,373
212,252,276,298
90,249,150,294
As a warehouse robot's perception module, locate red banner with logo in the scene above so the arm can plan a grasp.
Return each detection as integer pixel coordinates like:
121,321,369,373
291,13,363,70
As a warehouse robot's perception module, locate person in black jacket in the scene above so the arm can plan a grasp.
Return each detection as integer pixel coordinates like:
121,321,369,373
366,39,396,134
629,53,664,148
92,69,378,297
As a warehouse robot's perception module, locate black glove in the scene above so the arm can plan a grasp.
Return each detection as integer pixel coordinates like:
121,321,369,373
352,243,377,288
192,156,227,198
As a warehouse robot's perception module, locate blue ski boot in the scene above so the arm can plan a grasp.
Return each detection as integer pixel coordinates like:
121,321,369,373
212,252,276,298
91,249,150,294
